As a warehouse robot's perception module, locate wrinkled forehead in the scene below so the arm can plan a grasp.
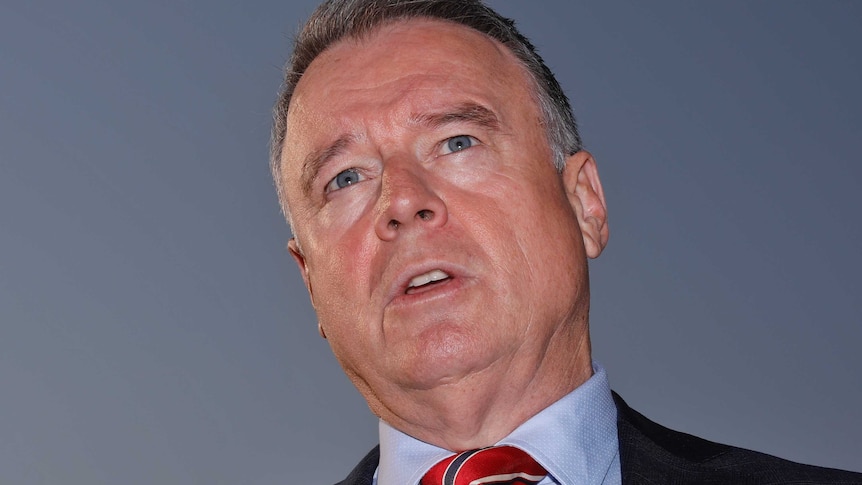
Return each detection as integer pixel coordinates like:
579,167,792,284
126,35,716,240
276,18,543,227
282,19,533,150
291,20,519,113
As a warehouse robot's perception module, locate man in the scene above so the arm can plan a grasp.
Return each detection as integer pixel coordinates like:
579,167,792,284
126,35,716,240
270,1,862,483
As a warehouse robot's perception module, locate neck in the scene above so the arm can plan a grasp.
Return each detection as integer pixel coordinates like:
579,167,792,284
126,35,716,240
371,327,593,451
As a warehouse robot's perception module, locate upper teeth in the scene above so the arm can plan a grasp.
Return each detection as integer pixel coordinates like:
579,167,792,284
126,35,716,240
408,269,449,288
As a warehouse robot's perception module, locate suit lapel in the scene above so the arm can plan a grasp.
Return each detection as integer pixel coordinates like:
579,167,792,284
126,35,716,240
335,445,379,485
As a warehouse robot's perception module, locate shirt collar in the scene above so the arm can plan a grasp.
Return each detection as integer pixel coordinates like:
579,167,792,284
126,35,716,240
376,361,619,485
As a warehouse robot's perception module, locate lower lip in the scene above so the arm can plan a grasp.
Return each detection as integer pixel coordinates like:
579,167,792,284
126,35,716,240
388,276,469,309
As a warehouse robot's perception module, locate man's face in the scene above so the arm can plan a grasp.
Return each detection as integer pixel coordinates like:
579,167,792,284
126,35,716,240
279,20,606,415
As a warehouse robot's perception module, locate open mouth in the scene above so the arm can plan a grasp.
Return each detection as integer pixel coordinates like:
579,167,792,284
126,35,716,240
405,269,451,295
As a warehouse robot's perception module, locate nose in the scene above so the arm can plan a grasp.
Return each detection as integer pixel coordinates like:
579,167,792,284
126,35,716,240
374,163,448,241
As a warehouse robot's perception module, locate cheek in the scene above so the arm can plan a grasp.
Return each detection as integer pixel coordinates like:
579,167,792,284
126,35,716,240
305,228,378,322
306,240,381,378
316,185,377,229
476,174,580,291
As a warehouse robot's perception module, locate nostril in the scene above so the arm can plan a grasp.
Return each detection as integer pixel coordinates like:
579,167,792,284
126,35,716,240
388,219,400,230
417,209,434,221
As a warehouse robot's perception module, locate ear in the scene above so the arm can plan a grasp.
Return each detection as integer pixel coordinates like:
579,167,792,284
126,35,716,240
288,238,327,339
562,151,609,259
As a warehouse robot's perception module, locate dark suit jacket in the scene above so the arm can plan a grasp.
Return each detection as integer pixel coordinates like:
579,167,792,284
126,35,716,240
334,393,862,484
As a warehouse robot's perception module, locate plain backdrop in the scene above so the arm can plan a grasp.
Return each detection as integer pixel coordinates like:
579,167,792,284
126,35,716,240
1,1,860,483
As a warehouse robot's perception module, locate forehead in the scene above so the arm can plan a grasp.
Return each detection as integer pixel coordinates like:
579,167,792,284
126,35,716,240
279,18,539,196
297,18,526,100
289,19,533,127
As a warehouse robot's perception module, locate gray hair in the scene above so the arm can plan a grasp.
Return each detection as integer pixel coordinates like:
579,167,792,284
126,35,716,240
270,0,583,219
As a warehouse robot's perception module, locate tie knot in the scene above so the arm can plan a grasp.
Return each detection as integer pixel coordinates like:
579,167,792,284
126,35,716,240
420,445,547,485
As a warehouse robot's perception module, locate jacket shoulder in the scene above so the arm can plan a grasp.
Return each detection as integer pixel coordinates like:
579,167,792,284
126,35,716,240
613,392,862,484
333,446,379,485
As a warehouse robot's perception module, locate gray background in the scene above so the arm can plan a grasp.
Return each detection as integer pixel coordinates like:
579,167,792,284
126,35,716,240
1,1,860,483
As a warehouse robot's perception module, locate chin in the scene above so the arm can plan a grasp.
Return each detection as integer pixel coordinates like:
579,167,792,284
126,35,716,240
393,326,500,391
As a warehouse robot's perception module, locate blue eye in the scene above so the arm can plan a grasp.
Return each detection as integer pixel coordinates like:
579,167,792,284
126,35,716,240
445,135,474,153
326,168,364,192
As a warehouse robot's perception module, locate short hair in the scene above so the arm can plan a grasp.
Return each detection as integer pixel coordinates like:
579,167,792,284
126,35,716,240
270,0,583,218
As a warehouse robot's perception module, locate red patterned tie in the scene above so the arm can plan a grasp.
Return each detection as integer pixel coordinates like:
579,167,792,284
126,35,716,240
420,445,547,485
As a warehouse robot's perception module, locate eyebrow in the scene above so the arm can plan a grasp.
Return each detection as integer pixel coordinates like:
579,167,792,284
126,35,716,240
410,102,501,131
300,134,355,197
298,103,500,198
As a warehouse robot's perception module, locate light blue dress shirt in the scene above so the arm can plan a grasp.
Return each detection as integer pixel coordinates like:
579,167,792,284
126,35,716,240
373,361,622,485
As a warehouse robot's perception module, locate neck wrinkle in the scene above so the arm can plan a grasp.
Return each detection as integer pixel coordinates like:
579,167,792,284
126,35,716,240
378,327,593,451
